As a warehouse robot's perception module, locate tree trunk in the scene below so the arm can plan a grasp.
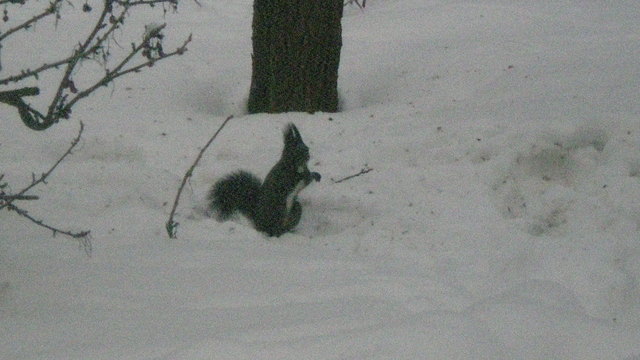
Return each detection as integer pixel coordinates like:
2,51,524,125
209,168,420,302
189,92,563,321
248,0,343,114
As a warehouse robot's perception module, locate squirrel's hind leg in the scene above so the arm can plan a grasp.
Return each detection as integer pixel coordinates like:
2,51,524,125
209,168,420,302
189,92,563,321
283,200,302,232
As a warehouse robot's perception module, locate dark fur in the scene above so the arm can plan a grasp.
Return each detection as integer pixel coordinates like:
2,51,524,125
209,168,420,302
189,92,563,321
208,124,321,236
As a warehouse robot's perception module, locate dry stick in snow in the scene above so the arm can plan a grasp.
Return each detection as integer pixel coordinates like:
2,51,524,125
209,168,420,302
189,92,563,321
166,115,234,238
331,165,373,183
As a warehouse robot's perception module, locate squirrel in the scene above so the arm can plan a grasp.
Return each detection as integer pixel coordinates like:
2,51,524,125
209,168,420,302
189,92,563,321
208,123,321,237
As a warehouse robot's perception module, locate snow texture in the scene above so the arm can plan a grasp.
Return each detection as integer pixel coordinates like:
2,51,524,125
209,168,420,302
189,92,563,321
1,0,640,359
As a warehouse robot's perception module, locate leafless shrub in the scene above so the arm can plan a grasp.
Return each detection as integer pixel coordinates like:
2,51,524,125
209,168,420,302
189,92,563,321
0,0,192,130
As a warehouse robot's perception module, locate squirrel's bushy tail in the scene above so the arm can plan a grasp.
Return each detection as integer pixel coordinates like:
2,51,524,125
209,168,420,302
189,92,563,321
208,171,261,220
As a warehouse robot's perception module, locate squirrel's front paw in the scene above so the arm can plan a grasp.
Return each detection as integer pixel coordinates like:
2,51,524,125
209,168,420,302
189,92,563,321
311,172,321,182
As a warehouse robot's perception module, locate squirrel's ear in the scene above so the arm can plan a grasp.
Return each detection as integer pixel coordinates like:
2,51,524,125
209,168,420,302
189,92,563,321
284,123,300,145
291,124,301,142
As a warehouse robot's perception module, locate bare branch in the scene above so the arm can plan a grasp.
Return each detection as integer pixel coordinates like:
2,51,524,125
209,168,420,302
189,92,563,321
0,0,62,43
0,194,39,201
0,87,48,129
1,0,192,130
0,122,91,254
0,121,84,211
0,1,119,87
5,202,92,255
0,55,77,86
62,32,191,118
166,115,234,238
45,0,121,121
116,0,177,7
0,87,39,98
0,0,27,5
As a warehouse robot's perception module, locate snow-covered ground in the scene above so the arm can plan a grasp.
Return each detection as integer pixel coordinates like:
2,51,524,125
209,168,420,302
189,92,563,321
2,0,640,358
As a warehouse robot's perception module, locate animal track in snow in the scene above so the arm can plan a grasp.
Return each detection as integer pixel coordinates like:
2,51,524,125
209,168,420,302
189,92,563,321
491,127,609,235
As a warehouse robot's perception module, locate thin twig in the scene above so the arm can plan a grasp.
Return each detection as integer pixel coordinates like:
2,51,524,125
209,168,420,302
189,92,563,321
0,121,84,211
0,0,62,43
0,122,91,254
116,0,177,7
0,54,79,86
62,33,192,116
1,0,192,131
0,1,116,87
45,0,119,121
331,165,373,183
5,202,92,255
166,115,234,238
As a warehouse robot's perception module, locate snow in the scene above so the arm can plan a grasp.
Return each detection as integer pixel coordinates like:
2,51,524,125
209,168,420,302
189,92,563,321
2,0,640,358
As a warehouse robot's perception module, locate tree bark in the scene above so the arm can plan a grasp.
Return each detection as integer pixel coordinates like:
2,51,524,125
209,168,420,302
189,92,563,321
248,0,343,114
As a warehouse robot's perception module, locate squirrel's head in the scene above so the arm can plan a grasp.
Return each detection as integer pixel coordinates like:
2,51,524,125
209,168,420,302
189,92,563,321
282,123,310,164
